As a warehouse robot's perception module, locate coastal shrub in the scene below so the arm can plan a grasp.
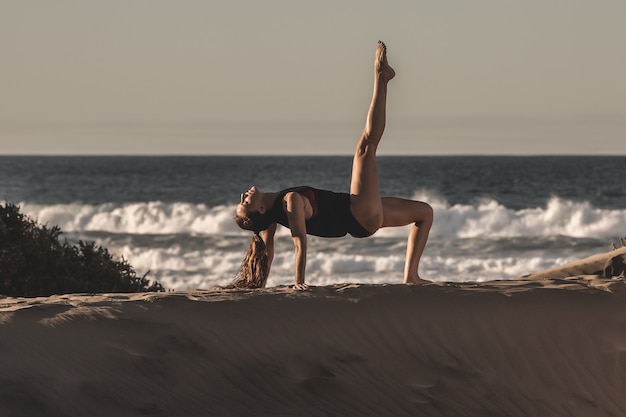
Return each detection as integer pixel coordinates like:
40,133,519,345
0,202,164,297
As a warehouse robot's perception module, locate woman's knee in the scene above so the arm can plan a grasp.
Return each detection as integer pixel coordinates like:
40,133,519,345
416,202,434,227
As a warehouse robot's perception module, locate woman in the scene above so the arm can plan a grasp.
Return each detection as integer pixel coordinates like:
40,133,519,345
233,41,433,289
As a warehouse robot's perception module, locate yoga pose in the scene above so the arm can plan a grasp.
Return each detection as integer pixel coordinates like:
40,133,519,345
233,41,433,289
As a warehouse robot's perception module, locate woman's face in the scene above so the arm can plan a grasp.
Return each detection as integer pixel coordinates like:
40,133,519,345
236,186,262,217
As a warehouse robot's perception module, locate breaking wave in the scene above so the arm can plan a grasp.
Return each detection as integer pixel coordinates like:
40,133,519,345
18,193,626,239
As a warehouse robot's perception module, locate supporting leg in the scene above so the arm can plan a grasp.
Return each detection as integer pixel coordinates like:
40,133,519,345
381,197,433,283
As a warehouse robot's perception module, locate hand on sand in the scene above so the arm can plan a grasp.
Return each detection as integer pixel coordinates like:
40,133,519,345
293,283,309,291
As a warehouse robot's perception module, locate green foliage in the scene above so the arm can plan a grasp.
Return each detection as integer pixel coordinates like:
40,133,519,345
0,202,164,297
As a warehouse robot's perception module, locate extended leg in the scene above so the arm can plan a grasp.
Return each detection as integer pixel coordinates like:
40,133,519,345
381,197,433,283
349,41,395,233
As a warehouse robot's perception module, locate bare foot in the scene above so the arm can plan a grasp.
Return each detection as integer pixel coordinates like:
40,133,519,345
375,40,395,81
404,276,431,285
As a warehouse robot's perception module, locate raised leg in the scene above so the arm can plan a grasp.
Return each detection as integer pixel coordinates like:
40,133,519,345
381,197,433,283
349,41,396,233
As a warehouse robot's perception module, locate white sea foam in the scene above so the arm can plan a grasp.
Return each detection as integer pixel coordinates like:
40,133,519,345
411,192,626,239
19,194,625,239
20,202,244,236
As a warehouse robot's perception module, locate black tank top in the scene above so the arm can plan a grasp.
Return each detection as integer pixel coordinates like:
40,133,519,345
267,186,371,238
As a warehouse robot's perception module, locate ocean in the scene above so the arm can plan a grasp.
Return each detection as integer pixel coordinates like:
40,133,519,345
2,156,625,290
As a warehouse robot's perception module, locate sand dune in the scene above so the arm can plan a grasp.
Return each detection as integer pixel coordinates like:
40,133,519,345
2,249,626,416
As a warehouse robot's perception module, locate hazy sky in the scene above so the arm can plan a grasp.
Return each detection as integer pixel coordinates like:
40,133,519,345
1,1,625,155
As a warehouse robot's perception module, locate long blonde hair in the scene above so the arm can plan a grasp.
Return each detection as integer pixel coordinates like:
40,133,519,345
227,231,270,288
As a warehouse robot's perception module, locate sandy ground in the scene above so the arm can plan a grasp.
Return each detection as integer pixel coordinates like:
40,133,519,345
2,247,626,417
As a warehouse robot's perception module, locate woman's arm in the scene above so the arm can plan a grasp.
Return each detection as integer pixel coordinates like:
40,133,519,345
283,192,308,288
260,223,277,275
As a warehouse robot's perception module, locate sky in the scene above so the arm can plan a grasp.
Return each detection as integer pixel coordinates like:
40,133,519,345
1,0,625,155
